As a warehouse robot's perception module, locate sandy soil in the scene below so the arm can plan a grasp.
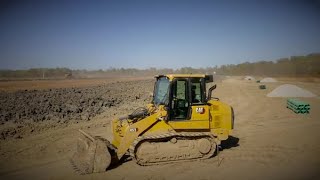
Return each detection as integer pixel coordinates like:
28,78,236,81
0,76,319,180
0,76,151,92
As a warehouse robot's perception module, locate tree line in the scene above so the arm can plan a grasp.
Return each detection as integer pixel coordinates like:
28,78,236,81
213,53,320,76
0,53,319,79
0,68,72,80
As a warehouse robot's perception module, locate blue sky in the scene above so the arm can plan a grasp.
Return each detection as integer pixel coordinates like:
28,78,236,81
0,0,320,70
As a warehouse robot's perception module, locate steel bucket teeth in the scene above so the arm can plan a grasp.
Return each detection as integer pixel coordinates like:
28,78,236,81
70,159,85,175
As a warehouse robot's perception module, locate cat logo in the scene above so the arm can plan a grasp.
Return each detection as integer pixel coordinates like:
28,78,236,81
196,107,205,114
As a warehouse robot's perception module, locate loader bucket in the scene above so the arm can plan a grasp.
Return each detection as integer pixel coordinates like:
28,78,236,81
70,129,112,174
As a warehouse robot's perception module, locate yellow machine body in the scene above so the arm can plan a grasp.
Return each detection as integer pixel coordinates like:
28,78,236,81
71,74,234,174
111,74,233,159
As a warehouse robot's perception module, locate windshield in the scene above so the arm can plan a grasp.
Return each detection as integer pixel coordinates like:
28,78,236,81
153,77,170,106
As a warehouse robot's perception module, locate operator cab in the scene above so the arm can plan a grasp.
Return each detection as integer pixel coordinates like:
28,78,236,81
153,74,213,120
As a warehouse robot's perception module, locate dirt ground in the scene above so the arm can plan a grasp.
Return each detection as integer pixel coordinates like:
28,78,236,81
0,76,319,180
0,76,150,92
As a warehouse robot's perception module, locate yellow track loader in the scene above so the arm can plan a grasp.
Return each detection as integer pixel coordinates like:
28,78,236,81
71,74,234,174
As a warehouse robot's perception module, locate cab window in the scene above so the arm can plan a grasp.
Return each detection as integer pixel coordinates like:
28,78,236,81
191,78,204,104
171,79,189,119
153,77,170,106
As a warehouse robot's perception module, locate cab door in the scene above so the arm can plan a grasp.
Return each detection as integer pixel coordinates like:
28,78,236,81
168,78,209,130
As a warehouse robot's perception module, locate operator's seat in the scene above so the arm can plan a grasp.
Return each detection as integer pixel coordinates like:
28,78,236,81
174,99,188,119
191,85,200,103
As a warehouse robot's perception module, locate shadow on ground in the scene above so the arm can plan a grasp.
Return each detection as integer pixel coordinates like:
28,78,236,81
220,136,240,150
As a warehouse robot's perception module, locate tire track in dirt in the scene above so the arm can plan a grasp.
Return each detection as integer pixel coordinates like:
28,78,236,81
220,144,302,165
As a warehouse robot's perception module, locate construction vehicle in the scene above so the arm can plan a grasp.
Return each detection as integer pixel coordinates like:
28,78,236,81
71,74,234,174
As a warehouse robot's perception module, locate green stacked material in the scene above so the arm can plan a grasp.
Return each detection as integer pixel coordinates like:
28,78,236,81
256,80,260,83
259,85,266,89
287,98,310,114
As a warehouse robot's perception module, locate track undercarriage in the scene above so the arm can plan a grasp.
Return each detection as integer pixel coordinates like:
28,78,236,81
130,132,218,166
71,131,218,174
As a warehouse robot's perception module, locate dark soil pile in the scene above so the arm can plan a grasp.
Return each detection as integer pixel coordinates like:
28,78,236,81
0,80,153,124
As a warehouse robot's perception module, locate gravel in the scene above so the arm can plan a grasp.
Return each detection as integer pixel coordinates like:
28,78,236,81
267,84,317,97
260,77,277,83
244,76,255,81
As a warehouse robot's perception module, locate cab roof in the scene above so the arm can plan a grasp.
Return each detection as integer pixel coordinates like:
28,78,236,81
155,74,212,81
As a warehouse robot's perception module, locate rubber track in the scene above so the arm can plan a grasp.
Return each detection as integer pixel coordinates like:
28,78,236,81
129,132,217,166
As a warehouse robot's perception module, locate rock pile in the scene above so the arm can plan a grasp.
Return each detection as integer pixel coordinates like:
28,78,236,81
260,77,277,83
244,76,255,81
267,84,317,97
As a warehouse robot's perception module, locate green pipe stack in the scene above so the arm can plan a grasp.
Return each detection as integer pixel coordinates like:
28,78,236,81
287,98,310,114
